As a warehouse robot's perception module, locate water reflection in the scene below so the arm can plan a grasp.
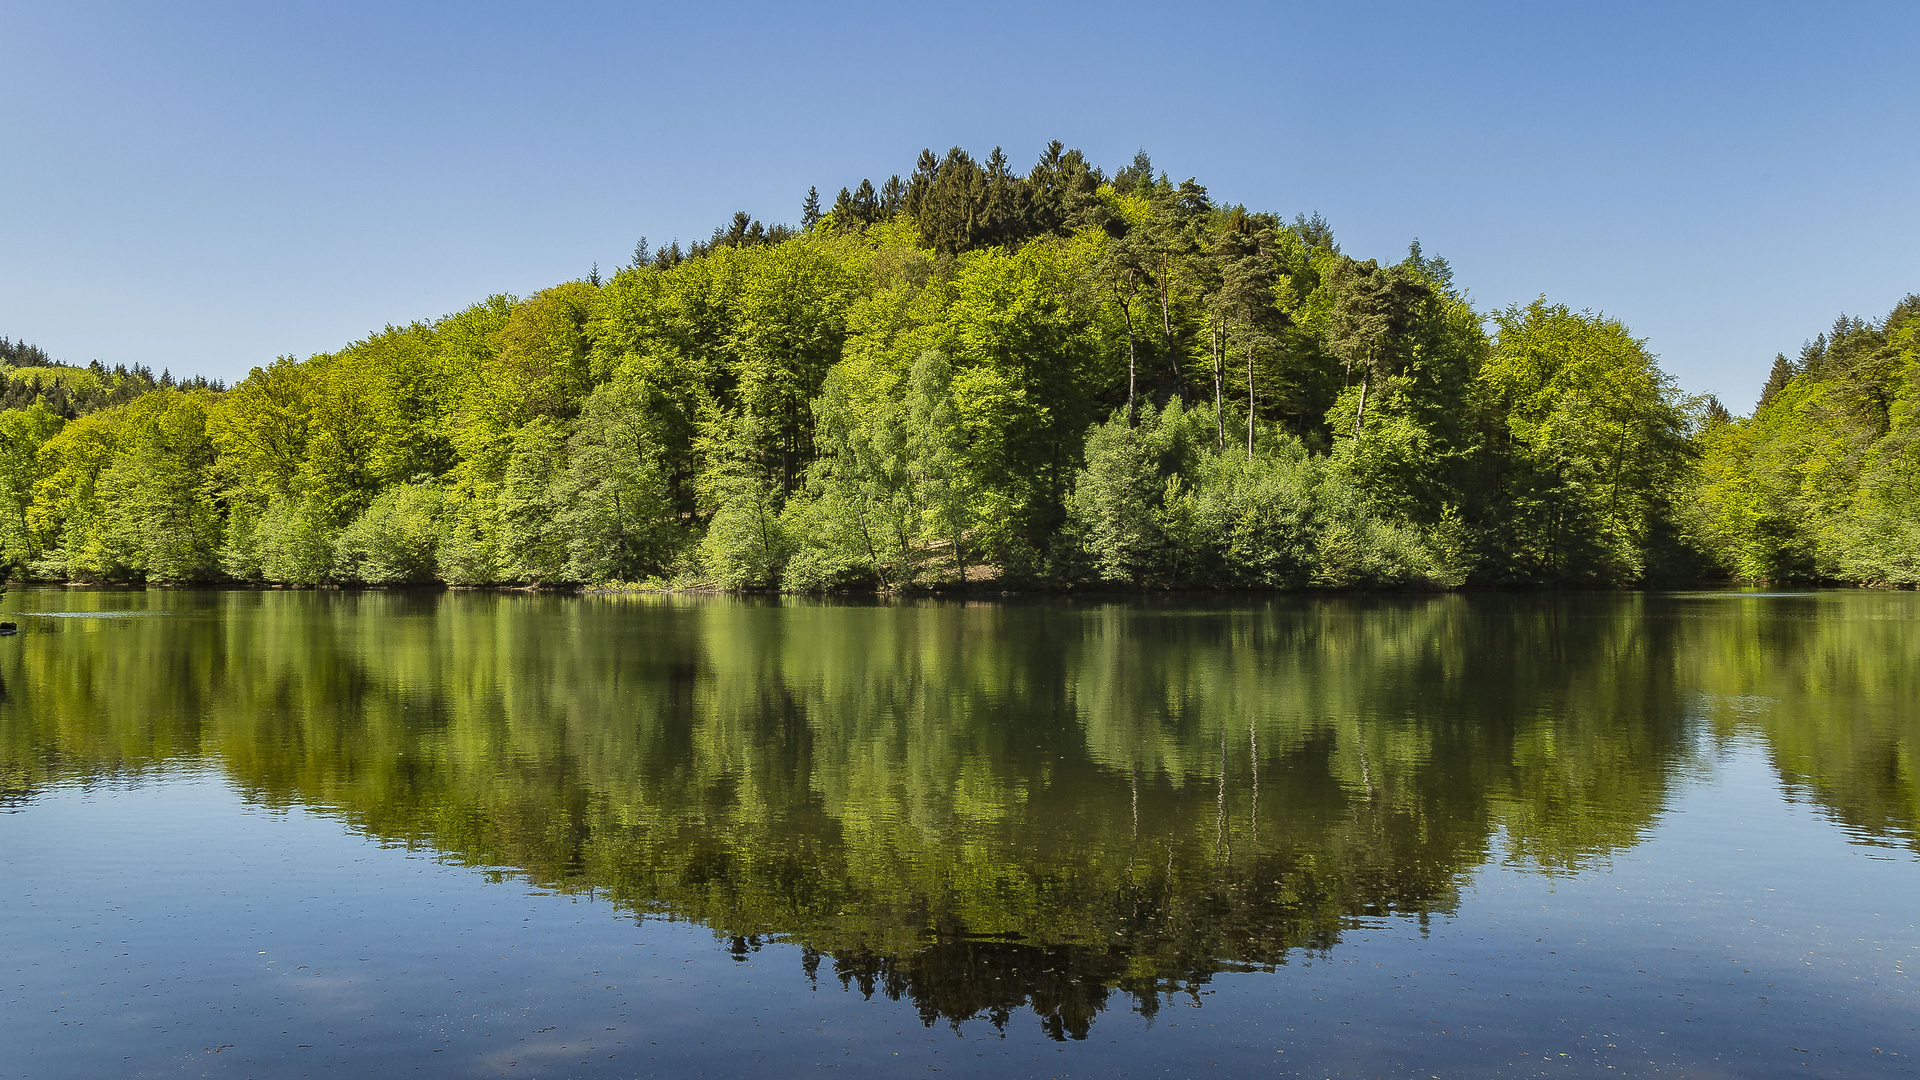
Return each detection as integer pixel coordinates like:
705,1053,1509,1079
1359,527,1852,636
0,588,1914,1038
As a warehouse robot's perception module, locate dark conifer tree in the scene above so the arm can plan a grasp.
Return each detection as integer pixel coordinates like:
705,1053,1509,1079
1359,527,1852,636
980,146,1024,248
0,338,56,367
1025,142,1102,238
852,179,879,224
903,149,941,226
1291,212,1338,253
711,211,772,249
1798,333,1828,376
1112,149,1153,196
1757,353,1795,411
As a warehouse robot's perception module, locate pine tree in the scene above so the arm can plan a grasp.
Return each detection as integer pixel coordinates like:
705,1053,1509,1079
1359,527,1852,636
1757,353,1795,412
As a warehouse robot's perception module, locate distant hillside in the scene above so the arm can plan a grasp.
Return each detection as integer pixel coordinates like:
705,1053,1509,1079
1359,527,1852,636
0,337,56,368
0,338,221,418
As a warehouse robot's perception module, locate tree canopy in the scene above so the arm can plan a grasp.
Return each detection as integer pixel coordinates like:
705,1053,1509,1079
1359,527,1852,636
1686,297,1920,585
0,142,1905,589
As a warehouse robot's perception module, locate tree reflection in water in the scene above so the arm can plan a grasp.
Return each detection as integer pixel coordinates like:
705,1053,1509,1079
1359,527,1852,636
0,588,1914,1039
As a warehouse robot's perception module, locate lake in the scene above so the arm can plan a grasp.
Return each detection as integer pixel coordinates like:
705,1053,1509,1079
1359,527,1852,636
1,588,1915,1077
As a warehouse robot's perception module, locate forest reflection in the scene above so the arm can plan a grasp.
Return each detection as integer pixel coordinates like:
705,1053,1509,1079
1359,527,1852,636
1,589,1914,1039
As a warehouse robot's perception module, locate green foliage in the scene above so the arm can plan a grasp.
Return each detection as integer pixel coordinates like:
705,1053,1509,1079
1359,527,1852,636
95,391,221,581
7,142,1903,590
1068,402,1192,584
0,342,222,417
334,483,444,584
0,399,64,567
1066,402,1466,591
1172,436,1320,587
27,409,127,579
555,373,682,582
902,351,973,582
491,418,569,582
1310,462,1455,588
701,484,788,589
255,495,337,584
1478,300,1695,583
786,360,914,590
1688,297,1919,583
433,489,500,586
784,347,983,590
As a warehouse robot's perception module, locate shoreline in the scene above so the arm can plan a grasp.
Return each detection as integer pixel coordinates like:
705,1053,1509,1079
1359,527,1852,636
4,578,1910,598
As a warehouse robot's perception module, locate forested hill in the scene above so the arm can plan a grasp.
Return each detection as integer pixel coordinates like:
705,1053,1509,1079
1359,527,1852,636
0,340,221,417
0,142,1912,589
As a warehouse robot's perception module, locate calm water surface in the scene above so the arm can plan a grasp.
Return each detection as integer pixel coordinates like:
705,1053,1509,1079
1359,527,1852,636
0,588,1915,1078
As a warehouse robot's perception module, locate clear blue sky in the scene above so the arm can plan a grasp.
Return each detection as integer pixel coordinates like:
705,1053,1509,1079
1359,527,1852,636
3,1,1915,410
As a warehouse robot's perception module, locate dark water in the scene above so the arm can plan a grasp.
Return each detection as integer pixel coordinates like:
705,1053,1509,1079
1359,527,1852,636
1,588,1915,1078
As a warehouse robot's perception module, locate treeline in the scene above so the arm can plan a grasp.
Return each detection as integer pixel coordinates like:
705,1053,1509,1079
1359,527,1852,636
1688,298,1920,585
0,141,1909,589
0,350,220,418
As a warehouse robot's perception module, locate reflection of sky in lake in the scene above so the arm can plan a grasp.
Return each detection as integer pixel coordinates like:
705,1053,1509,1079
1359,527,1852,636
5,739,1914,1079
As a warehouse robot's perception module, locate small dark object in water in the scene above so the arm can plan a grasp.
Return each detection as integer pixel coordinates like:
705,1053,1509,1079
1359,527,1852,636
0,622,15,635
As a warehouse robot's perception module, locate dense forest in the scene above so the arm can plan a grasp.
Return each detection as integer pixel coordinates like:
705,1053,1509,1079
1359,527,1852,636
0,143,1913,590
1688,301,1920,585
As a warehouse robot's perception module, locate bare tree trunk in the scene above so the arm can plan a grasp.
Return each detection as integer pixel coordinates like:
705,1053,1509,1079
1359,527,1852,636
753,489,774,583
1353,369,1370,439
1212,319,1225,450
1159,256,1181,399
1114,277,1139,425
1605,429,1632,525
952,494,966,586
611,489,624,572
854,499,889,591
1354,720,1374,799
1246,342,1255,459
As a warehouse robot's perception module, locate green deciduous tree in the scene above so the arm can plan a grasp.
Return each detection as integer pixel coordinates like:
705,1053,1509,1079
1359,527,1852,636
0,399,64,566
556,371,683,583
1689,296,1919,583
1480,300,1694,582
334,483,444,584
